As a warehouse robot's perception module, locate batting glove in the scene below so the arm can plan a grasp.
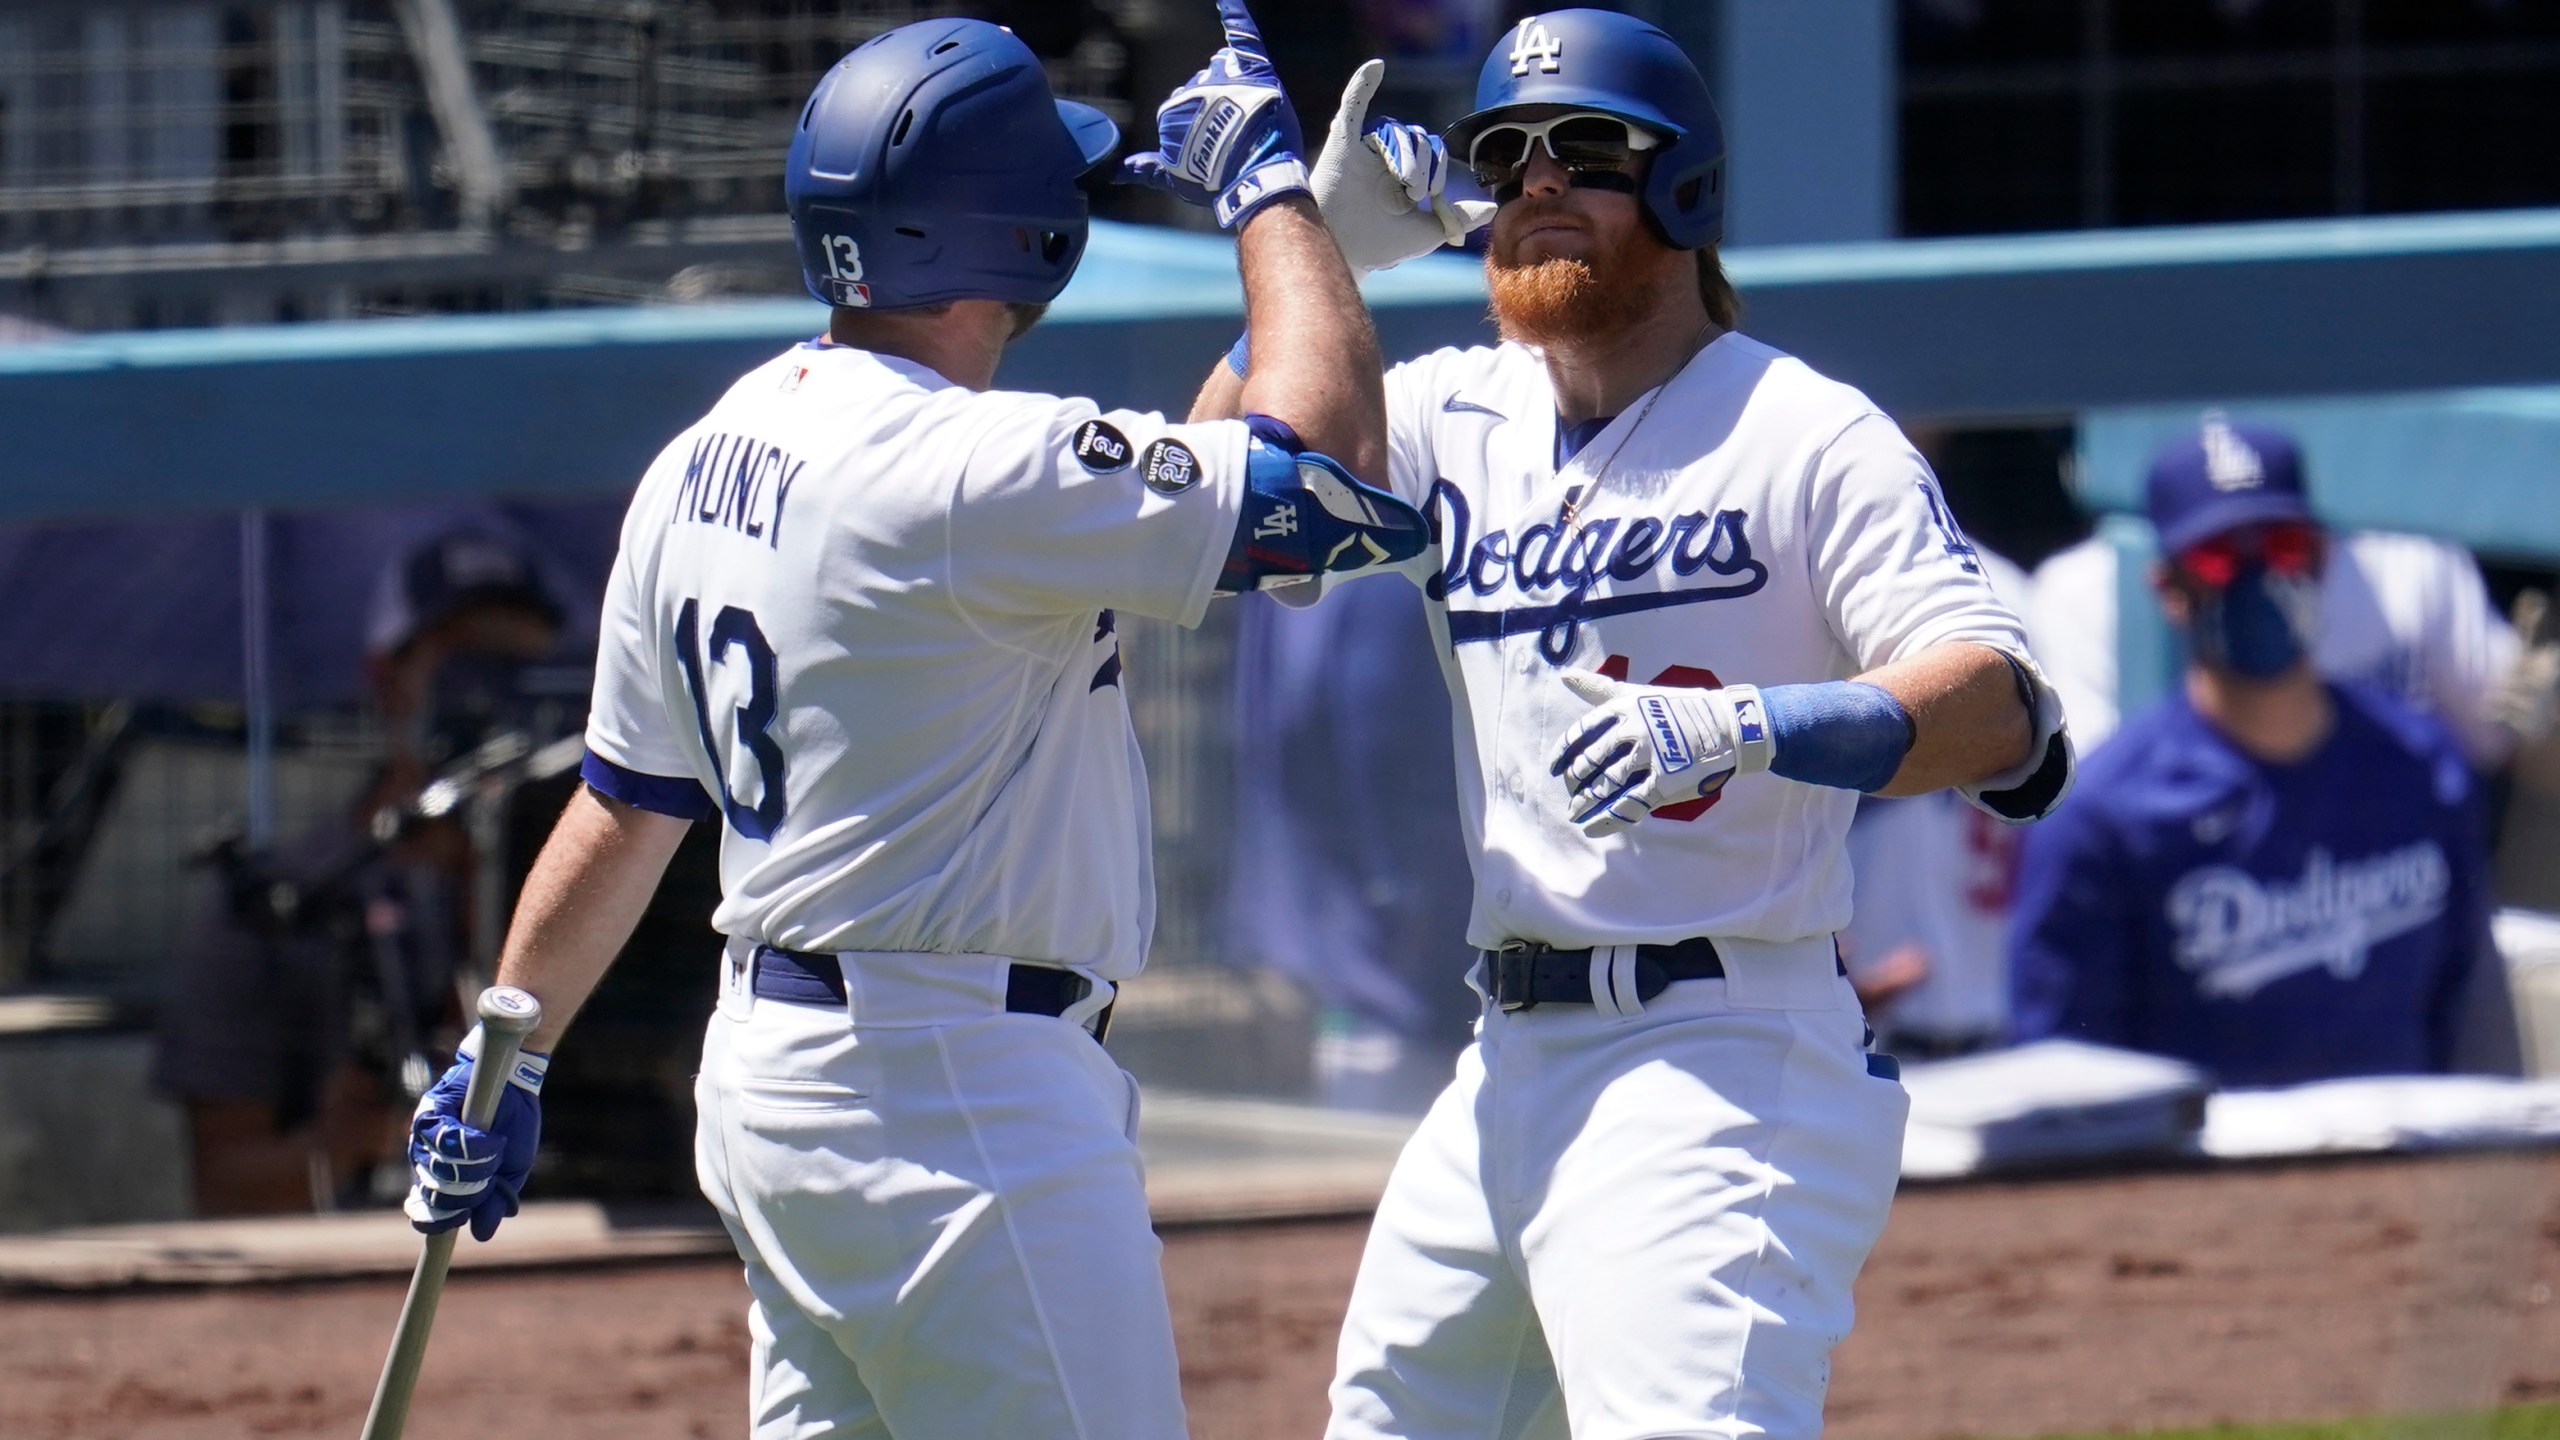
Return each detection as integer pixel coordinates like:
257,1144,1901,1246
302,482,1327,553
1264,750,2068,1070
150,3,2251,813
1116,0,1309,229
1550,670,1774,838
404,1033,548,1242
1310,60,1494,273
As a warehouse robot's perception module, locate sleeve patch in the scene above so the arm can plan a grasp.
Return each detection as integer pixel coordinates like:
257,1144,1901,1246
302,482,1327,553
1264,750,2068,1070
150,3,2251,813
1071,419,1133,473
580,749,715,821
1141,438,1201,495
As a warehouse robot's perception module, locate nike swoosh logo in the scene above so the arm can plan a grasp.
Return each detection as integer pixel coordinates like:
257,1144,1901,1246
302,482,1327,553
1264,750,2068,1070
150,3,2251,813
1442,395,1506,419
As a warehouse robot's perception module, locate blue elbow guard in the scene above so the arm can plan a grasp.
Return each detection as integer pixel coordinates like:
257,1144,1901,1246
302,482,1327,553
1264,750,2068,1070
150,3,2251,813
1763,681,1915,793
1215,430,1427,595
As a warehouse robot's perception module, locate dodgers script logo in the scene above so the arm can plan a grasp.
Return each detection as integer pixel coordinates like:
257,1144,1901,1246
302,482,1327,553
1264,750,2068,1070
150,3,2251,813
1425,481,1769,661
2166,842,2451,1000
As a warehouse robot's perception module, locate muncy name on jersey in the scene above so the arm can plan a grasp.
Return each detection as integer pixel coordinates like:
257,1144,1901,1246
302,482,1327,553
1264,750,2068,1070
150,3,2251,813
671,431,807,549
1423,480,1769,662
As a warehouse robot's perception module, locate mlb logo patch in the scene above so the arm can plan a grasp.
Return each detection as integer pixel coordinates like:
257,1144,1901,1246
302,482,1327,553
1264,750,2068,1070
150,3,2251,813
780,366,808,393
1734,696,1765,745
832,279,872,308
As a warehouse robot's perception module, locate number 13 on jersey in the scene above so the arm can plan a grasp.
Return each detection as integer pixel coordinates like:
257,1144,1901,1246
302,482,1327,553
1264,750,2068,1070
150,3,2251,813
674,597,789,840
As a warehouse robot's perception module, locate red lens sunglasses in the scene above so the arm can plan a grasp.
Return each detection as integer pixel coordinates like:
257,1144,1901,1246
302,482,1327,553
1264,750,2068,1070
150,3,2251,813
2174,520,2323,589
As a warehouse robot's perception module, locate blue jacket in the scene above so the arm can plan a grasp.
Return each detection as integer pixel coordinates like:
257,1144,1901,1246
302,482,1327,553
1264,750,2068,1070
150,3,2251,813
2008,683,2488,1087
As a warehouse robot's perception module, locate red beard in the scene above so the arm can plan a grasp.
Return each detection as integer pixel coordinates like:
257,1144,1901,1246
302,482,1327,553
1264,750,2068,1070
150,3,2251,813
1484,202,1669,347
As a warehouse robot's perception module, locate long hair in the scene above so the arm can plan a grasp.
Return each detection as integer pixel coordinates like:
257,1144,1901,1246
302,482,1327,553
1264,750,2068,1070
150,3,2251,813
1697,247,1741,331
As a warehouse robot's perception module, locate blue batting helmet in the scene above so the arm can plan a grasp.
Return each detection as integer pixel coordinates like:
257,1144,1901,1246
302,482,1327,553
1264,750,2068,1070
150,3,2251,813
1445,10,1725,250
785,20,1119,311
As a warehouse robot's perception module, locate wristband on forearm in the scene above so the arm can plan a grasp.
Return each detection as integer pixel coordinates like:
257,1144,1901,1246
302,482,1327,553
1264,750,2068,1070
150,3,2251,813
1762,681,1915,793
1225,330,1252,379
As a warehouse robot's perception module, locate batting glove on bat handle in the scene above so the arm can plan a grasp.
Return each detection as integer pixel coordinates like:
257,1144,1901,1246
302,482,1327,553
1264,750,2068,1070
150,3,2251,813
404,986,546,1242
1115,0,1309,229
1549,670,1774,838
1310,60,1495,273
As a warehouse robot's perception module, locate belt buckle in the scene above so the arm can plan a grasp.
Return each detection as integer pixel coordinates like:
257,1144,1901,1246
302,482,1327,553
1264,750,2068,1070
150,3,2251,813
1494,942,1541,1012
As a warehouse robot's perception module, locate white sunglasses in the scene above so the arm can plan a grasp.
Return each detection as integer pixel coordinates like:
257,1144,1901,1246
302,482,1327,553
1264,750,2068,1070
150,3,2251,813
1465,112,1660,193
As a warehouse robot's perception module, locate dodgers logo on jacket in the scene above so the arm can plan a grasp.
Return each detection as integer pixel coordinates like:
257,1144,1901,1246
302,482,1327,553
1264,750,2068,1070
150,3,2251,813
2166,841,2450,999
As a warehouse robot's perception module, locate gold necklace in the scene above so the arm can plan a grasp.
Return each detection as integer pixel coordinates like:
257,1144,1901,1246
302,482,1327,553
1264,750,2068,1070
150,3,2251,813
1557,322,1718,528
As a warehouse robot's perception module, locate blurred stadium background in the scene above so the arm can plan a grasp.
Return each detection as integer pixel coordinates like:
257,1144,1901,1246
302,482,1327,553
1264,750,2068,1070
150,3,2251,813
5,1,2560,1436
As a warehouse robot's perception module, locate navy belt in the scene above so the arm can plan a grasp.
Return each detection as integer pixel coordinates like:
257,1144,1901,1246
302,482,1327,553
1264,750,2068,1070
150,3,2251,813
751,945,1112,1040
1479,936,1845,1012
1480,937,1723,1012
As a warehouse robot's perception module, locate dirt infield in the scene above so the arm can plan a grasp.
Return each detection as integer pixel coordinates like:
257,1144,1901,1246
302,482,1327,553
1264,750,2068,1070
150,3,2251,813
6,1149,2557,1439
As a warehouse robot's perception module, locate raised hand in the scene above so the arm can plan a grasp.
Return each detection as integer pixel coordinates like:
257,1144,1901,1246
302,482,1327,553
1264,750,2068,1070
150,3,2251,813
1116,0,1310,229
1310,60,1495,272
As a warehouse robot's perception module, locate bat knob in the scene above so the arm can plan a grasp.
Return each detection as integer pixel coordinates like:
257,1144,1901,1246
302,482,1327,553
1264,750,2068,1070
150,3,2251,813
476,985,544,1038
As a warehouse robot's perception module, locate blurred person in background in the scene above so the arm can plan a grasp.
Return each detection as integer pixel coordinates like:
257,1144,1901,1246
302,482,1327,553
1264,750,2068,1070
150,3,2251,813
2009,420,2497,1087
153,527,566,1214
2032,432,2558,768
1224,577,1478,1113
1842,544,2037,1059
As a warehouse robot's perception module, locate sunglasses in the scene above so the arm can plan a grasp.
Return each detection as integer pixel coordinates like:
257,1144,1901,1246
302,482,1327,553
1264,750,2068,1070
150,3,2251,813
2174,520,2323,589
1466,112,1659,196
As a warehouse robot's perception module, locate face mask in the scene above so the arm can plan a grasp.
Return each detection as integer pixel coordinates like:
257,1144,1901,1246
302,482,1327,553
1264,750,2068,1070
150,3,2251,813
2187,561,2321,679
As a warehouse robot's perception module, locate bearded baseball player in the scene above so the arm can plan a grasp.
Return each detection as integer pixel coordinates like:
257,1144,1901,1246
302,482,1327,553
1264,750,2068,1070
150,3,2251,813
1199,12,2074,1436
398,9,1420,1437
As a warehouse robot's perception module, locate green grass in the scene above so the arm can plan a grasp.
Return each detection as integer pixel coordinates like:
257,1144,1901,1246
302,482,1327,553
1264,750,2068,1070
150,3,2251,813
2050,1406,2560,1440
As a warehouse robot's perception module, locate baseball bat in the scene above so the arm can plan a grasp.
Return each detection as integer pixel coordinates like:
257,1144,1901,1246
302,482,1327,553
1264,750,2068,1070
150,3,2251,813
357,985,544,1440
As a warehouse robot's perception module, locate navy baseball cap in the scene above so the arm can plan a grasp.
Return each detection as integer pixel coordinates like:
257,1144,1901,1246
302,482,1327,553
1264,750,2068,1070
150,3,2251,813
366,528,564,658
2143,416,2315,557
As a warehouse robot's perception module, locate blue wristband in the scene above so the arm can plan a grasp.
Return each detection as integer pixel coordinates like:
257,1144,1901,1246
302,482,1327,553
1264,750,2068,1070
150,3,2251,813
1762,681,1915,793
1225,330,1252,379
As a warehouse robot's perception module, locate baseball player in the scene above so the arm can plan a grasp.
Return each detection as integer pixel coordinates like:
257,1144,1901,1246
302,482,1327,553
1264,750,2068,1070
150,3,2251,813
2010,422,2493,1086
2032,446,2557,766
398,10,1424,1438
1196,12,2074,1436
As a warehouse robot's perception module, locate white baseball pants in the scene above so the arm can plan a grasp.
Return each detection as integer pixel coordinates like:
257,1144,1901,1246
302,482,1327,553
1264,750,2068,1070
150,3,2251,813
1326,964,1908,1440
692,948,1186,1440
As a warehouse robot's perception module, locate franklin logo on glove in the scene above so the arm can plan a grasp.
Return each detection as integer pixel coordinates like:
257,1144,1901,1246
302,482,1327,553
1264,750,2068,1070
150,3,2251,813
1640,693,1695,769
1114,0,1311,230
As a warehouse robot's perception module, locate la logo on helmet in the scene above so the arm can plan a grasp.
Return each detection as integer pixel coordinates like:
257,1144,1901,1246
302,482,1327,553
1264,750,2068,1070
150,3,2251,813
1509,19,1563,76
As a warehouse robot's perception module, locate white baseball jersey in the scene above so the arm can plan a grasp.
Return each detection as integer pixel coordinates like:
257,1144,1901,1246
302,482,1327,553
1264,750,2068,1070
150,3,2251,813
583,340,1248,979
2031,528,2521,763
1325,332,2042,951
